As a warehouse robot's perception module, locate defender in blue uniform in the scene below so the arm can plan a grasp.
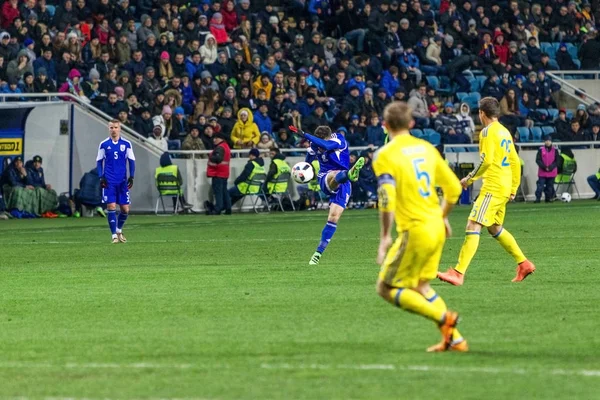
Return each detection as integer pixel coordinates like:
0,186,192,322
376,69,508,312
290,125,365,265
97,119,136,243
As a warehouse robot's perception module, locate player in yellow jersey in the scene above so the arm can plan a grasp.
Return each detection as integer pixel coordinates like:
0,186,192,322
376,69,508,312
438,97,536,286
374,102,467,352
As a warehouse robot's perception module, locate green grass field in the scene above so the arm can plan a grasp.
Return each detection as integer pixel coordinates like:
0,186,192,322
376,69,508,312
1,201,600,400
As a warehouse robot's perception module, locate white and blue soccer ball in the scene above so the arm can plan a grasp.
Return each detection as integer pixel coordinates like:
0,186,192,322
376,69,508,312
292,162,315,183
561,192,572,203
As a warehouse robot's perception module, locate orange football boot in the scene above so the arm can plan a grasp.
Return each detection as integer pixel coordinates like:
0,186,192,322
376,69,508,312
512,260,536,282
437,268,465,286
427,338,469,353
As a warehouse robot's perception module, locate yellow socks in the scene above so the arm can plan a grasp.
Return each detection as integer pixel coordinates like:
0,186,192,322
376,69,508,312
390,288,445,323
424,289,463,343
454,231,481,274
493,228,526,264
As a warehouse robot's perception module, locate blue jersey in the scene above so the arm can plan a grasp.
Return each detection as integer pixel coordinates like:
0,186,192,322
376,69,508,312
96,137,136,184
305,133,350,175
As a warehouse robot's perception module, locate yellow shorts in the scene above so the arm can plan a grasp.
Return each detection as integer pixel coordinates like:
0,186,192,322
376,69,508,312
468,192,509,227
378,219,446,289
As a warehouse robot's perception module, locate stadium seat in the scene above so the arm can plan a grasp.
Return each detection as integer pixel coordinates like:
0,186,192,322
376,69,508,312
476,75,487,90
517,127,530,142
467,76,479,92
238,173,269,213
566,43,578,60
547,109,559,119
548,59,560,70
155,173,182,215
541,42,556,59
427,132,441,146
573,59,581,69
456,92,468,102
410,129,424,138
530,127,543,142
566,111,574,119
423,128,437,138
268,172,295,212
461,93,480,111
46,5,55,17
426,76,439,90
537,109,549,117
542,126,556,136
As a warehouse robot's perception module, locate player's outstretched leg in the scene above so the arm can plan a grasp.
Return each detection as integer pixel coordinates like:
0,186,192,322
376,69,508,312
489,225,536,282
116,205,129,243
309,188,346,265
348,157,365,182
376,280,467,352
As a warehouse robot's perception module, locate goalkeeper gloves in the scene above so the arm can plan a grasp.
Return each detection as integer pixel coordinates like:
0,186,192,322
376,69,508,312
127,177,134,189
100,177,108,188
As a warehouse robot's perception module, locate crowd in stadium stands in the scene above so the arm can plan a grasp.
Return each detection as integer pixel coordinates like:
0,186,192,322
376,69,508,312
2,0,600,151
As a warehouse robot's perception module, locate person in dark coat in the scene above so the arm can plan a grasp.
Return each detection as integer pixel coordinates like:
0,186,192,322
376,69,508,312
578,32,600,70
26,155,50,189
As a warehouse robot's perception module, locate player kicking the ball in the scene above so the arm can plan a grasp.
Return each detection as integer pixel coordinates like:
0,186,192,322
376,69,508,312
289,125,365,265
437,97,535,285
374,101,467,352
97,119,135,244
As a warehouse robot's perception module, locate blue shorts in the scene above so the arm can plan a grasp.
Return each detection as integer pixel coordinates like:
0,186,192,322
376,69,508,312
103,181,130,205
318,171,351,208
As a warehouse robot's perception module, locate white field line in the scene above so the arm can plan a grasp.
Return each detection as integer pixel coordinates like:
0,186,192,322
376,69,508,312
259,363,600,377
6,397,216,400
0,361,599,378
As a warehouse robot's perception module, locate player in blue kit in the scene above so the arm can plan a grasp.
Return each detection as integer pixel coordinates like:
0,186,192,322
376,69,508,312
97,119,136,244
290,125,365,265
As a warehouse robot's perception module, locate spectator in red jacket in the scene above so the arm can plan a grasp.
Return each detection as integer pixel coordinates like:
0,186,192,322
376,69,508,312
494,31,509,66
1,0,20,29
209,13,229,45
221,0,238,32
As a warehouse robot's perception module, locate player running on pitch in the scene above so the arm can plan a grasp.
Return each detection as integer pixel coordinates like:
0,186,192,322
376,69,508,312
97,119,136,244
374,101,467,352
289,125,365,265
437,97,536,285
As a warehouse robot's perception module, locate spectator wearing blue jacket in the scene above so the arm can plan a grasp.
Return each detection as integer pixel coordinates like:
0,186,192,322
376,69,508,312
379,66,400,98
345,71,366,95
299,93,317,117
306,66,326,95
185,51,204,80
124,50,146,78
33,49,57,82
366,114,385,147
253,101,272,135
399,48,422,84
260,55,280,78
481,73,505,100
26,155,50,189
308,0,331,17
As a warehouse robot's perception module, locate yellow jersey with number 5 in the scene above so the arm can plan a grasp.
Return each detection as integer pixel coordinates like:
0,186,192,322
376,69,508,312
373,134,462,231
468,120,520,198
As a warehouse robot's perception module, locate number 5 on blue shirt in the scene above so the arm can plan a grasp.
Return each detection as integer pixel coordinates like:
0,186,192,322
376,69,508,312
413,158,431,197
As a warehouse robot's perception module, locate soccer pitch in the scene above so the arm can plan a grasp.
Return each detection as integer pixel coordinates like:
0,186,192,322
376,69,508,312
1,202,599,399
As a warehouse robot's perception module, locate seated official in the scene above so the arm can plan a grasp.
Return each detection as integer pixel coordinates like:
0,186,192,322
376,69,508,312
73,167,106,217
265,147,291,195
155,152,193,211
228,148,265,205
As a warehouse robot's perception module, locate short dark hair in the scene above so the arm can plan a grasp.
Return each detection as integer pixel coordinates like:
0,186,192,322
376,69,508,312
384,101,413,131
270,147,280,154
314,126,332,138
479,97,500,118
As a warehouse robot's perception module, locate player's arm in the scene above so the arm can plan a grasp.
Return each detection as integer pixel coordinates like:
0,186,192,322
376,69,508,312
508,141,521,197
127,145,136,188
373,153,396,264
96,144,107,187
435,153,462,236
466,134,494,185
289,126,343,151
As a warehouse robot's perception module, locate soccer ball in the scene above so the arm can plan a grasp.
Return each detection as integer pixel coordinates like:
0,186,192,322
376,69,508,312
561,192,572,203
292,162,315,183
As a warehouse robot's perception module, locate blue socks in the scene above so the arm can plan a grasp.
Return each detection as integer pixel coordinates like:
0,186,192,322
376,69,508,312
317,221,337,253
107,210,117,235
117,213,128,231
335,171,349,184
